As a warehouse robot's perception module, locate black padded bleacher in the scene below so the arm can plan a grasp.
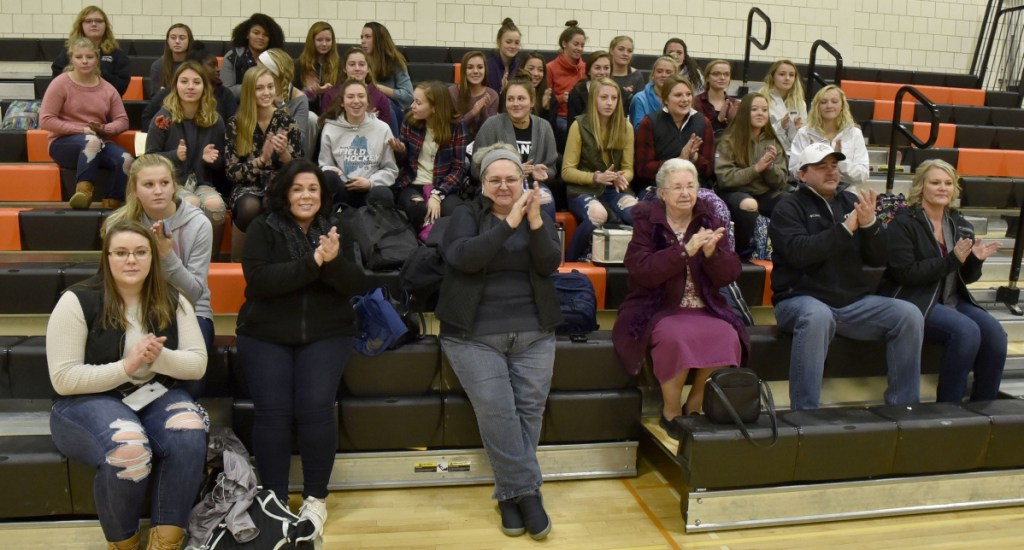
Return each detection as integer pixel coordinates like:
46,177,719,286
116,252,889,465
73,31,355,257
903,147,960,171
130,56,156,77
0,39,43,62
0,130,28,163
18,209,107,251
955,125,998,148
408,62,456,85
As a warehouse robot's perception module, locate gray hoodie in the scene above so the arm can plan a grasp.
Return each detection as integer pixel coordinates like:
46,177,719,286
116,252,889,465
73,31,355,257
141,200,213,320
318,112,398,187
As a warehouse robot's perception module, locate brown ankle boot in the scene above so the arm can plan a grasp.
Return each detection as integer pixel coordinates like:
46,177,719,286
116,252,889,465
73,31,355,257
69,181,94,210
146,525,185,550
107,531,141,550
101,198,125,210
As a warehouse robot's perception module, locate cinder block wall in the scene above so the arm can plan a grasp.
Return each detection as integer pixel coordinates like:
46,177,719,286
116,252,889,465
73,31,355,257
0,0,987,73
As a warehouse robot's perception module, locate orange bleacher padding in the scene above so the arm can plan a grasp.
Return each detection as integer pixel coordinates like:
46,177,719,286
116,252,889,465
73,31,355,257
558,262,606,309
912,122,956,148
0,208,28,250
207,262,246,314
0,165,61,201
957,148,1024,178
122,76,144,101
749,259,774,305
26,130,51,162
840,80,878,101
913,85,986,106
872,100,916,123
112,130,139,155
453,63,461,85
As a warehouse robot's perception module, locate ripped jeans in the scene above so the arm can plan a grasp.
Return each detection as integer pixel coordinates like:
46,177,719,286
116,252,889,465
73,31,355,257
48,134,133,201
50,389,208,542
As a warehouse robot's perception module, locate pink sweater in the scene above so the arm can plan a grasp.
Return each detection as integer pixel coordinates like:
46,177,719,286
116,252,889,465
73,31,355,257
39,73,129,146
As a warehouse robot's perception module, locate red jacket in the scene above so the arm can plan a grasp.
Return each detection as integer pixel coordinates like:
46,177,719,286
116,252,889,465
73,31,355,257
546,54,585,118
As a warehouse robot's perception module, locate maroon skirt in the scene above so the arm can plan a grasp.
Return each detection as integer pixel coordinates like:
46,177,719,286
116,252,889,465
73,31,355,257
648,308,742,383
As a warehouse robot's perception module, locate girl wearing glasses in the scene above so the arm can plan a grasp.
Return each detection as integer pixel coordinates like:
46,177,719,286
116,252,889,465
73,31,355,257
47,219,208,550
51,5,131,95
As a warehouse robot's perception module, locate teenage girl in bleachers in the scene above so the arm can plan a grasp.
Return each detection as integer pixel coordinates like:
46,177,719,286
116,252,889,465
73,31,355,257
40,38,131,211
636,75,716,188
258,49,314,160
663,38,705,95
47,219,207,550
449,51,499,141
295,21,342,115
150,23,192,98
629,57,678,132
567,50,612,124
609,36,647,112
388,81,468,239
760,59,807,151
221,13,285,99
486,18,523,94
696,59,741,138
144,61,228,251
323,48,396,136
520,53,560,135
318,80,398,208
142,44,238,133
362,22,414,113
714,92,789,256
51,6,131,96
225,66,302,258
789,85,869,185
474,78,558,220
103,154,216,397
562,78,637,261
546,21,587,138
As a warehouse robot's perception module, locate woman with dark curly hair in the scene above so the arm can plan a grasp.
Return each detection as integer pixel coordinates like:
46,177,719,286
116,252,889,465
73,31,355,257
220,13,284,98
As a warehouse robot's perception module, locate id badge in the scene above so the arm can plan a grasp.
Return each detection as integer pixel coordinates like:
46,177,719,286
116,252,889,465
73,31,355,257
121,380,168,411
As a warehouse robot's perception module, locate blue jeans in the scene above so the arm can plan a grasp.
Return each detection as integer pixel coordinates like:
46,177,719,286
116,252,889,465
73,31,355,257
49,134,132,201
774,295,924,410
926,301,1007,402
49,389,208,541
566,188,636,261
441,330,555,501
236,334,352,502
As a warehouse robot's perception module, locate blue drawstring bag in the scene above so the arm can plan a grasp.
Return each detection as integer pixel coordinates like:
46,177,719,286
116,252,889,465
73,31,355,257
351,288,409,356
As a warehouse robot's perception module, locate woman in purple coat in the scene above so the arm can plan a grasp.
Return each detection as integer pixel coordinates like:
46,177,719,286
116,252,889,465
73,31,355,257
612,158,749,439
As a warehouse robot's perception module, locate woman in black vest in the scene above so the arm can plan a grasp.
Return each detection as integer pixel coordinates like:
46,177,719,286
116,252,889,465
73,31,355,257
635,75,715,189
47,220,208,550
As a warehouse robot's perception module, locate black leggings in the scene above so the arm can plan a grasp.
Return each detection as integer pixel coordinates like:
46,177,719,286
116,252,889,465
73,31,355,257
231,193,264,232
720,190,785,255
396,186,465,229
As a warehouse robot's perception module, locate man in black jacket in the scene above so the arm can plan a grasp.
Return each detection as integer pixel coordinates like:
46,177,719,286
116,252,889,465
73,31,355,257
769,142,923,410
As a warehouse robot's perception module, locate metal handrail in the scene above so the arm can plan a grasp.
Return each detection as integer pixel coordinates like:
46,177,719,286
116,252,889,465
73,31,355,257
739,8,772,95
976,3,1024,88
970,0,1000,75
806,39,844,109
884,86,940,194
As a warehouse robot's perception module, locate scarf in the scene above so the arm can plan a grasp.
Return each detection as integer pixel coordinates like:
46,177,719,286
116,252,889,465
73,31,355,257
266,211,330,260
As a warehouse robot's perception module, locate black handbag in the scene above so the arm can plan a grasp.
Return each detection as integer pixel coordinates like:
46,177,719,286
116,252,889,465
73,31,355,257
703,368,779,447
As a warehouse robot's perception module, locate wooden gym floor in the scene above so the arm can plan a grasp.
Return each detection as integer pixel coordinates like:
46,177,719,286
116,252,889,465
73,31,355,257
3,454,1023,549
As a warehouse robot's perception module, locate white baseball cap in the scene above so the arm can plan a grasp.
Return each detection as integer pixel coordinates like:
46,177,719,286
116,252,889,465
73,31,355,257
798,142,846,171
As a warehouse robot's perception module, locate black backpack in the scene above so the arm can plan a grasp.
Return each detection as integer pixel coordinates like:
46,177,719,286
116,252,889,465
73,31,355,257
551,270,598,337
344,202,420,271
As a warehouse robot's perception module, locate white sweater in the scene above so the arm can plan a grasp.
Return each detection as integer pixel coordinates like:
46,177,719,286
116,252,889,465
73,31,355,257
47,292,207,396
789,125,870,186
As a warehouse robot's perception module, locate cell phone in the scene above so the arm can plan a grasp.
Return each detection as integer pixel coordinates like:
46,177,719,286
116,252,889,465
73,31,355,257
162,221,172,238
122,380,168,411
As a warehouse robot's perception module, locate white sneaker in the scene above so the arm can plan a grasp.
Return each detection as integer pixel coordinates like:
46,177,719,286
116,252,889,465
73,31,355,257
297,496,327,541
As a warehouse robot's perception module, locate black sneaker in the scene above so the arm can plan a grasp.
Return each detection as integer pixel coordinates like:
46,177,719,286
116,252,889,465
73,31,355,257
498,499,526,537
659,415,682,440
517,493,551,540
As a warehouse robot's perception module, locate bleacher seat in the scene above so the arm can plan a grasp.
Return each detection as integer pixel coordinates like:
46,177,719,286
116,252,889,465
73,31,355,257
18,209,106,251
782,408,898,481
0,130,28,162
872,403,990,474
0,263,64,314
408,62,456,85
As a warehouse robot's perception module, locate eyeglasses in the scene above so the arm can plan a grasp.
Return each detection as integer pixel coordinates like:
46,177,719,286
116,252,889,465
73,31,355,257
83,18,106,25
108,249,151,261
484,177,522,188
